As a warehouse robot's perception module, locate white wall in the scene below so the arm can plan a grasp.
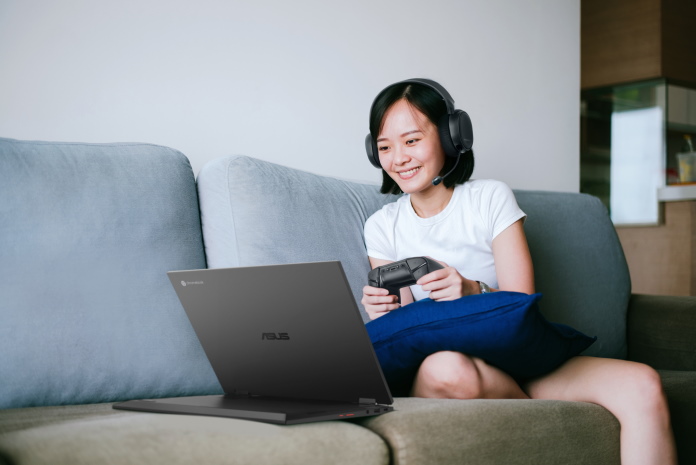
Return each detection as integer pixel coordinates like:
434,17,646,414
0,0,579,191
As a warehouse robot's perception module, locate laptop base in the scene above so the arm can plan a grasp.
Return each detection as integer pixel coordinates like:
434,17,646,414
114,395,393,425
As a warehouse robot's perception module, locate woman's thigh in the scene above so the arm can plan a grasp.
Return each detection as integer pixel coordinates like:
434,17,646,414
524,356,676,465
523,356,664,416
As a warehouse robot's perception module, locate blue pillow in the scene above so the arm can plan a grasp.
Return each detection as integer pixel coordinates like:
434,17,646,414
366,292,596,391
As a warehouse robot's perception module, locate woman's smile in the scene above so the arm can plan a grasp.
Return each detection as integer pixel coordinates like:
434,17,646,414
398,166,421,179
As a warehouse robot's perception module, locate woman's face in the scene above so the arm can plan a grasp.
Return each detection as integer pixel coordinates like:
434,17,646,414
376,99,446,194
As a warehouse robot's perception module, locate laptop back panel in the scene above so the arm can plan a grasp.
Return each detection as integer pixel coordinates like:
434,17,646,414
167,261,392,405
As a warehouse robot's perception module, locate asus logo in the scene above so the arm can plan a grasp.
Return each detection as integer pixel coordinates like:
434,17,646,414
261,332,290,340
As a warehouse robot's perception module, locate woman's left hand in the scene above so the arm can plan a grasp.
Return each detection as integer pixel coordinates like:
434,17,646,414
416,259,480,301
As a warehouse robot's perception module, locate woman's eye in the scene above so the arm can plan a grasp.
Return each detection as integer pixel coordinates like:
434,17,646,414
406,139,418,145
378,145,389,152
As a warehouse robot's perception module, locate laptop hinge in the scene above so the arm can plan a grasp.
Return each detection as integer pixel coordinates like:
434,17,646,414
227,390,251,397
359,398,377,405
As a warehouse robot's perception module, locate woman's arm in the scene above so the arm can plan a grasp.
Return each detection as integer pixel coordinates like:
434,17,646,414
492,218,535,294
417,218,534,299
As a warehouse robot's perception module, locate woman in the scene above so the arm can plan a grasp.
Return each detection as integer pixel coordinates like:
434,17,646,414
361,79,676,465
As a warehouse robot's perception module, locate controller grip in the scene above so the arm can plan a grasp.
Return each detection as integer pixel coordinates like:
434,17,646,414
367,269,380,288
367,268,402,303
385,287,402,304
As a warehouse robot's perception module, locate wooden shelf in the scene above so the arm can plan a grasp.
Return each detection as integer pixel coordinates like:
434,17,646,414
659,184,696,201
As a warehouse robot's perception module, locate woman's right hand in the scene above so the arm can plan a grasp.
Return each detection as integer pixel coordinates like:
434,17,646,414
361,285,400,320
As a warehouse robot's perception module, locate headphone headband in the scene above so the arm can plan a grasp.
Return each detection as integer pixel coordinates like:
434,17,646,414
369,78,456,120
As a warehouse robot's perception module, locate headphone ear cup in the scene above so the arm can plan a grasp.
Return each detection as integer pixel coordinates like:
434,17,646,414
437,114,459,159
438,110,474,158
453,110,474,152
365,133,382,168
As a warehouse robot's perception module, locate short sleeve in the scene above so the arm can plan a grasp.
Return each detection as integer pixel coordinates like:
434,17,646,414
477,180,526,239
364,210,396,261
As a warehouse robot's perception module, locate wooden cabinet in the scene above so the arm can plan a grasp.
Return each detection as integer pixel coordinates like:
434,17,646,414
583,0,696,295
616,200,696,296
582,0,696,90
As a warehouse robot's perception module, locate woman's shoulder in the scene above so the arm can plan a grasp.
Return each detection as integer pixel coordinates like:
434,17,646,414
457,179,515,200
457,179,524,231
461,178,512,190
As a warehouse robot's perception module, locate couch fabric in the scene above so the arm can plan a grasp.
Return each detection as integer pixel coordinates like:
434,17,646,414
2,140,695,465
0,138,220,409
0,403,389,465
628,294,696,371
198,155,630,360
1,375,695,465
197,155,398,321
514,190,631,360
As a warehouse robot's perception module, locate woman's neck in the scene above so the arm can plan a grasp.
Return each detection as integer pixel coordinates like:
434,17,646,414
409,185,454,218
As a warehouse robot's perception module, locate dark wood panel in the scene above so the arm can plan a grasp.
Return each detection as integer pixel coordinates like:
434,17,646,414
582,0,661,89
691,202,696,295
661,0,696,87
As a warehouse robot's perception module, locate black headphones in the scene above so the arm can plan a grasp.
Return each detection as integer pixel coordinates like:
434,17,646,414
364,78,474,170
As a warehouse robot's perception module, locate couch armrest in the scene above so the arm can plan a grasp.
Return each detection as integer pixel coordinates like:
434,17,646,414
627,294,696,370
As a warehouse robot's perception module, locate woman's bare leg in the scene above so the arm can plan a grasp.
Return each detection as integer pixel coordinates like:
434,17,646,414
523,356,676,465
410,351,529,399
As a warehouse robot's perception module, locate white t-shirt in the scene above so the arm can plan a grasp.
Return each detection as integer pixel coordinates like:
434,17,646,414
364,179,526,301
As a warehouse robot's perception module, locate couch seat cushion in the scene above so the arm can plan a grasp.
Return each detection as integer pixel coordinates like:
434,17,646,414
0,404,389,465
358,370,696,465
359,397,620,465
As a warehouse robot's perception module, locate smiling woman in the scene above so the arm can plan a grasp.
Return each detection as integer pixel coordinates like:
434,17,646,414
365,80,474,196
360,79,678,465
362,79,531,308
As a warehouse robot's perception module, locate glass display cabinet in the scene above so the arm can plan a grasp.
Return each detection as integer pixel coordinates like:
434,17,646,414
581,79,696,225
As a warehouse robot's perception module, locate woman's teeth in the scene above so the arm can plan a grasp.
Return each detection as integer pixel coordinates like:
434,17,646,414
400,167,420,178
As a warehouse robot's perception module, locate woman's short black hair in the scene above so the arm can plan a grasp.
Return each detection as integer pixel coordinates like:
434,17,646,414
369,81,475,195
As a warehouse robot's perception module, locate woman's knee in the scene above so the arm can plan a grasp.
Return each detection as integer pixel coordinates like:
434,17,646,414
611,363,669,420
630,364,668,411
414,351,483,399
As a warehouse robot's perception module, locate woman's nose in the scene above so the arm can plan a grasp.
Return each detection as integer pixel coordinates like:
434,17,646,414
393,145,411,165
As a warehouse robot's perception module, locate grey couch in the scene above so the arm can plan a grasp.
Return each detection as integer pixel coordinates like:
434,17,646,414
1,137,695,465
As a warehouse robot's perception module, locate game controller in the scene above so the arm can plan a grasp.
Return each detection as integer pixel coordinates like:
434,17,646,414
368,257,444,304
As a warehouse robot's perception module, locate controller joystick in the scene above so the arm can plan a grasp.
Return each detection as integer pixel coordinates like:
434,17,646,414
367,257,444,304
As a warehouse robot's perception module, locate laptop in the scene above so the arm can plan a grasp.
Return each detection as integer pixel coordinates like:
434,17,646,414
113,261,394,424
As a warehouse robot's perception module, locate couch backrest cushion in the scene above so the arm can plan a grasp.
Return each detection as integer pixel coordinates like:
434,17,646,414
515,191,630,359
199,156,629,359
197,156,398,322
0,138,221,409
